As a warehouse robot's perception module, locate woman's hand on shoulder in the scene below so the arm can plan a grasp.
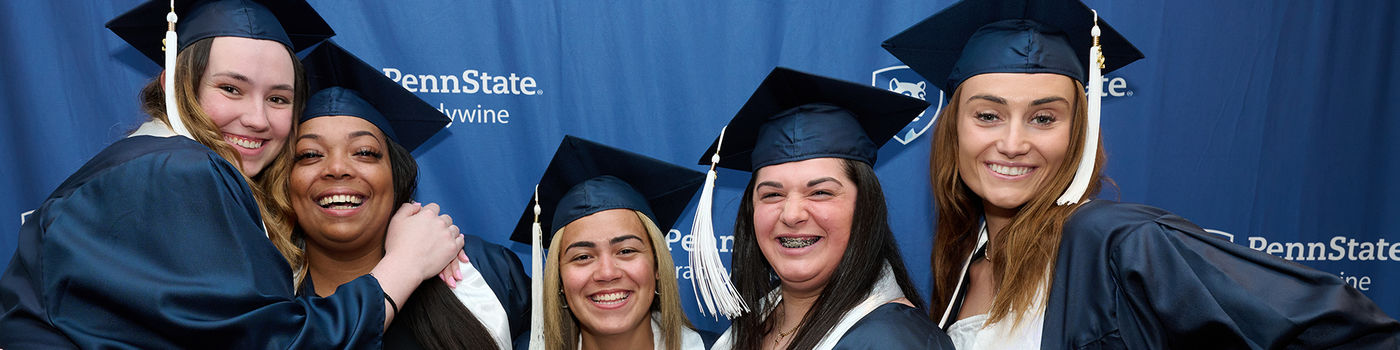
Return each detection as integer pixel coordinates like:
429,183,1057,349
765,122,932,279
383,202,465,280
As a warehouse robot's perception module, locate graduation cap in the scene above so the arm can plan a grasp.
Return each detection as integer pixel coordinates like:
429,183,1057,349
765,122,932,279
107,0,335,63
508,136,705,245
882,0,1142,94
882,0,1145,205
685,67,929,319
299,42,449,152
107,0,334,139
697,67,931,172
509,136,705,348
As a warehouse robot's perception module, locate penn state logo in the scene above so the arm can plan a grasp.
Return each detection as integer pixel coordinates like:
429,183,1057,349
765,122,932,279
872,66,943,145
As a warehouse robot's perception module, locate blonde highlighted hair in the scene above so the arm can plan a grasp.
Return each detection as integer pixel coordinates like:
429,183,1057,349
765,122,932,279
542,210,691,350
928,79,1108,328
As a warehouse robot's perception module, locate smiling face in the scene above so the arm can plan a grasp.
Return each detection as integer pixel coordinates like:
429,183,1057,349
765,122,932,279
955,73,1075,213
290,116,395,253
196,36,296,177
558,209,657,338
750,157,856,294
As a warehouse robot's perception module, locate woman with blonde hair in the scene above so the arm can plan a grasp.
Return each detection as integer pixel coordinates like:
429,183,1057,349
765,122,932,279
0,1,464,347
884,0,1399,347
512,136,711,350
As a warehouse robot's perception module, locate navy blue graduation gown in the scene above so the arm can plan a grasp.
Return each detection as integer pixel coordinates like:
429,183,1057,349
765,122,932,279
303,235,531,349
0,136,384,349
1042,200,1400,348
834,303,954,349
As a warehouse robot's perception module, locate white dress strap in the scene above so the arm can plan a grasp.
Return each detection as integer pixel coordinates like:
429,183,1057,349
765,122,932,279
451,260,512,350
939,222,988,328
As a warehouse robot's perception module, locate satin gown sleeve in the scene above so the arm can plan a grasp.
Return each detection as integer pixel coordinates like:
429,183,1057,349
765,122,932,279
0,137,386,349
1044,200,1399,349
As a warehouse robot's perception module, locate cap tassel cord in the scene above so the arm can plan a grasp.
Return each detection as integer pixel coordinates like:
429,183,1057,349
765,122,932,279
689,126,749,319
163,1,192,139
1056,10,1104,206
528,185,545,349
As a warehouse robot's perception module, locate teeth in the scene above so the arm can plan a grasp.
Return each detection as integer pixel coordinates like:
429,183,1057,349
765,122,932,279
778,237,819,249
224,135,264,149
989,164,1031,176
590,291,629,304
317,194,364,209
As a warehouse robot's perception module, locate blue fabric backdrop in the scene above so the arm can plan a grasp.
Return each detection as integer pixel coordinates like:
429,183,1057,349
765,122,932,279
2,0,1396,334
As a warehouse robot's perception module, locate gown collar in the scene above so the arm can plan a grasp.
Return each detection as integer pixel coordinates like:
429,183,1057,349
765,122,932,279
713,262,905,350
575,312,706,350
129,119,179,138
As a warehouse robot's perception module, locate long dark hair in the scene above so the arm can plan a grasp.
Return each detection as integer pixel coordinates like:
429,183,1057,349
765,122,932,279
729,158,925,350
383,139,497,350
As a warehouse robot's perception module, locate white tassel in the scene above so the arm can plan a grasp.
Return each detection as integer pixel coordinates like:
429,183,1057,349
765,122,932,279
1057,10,1104,206
163,1,192,139
689,127,749,319
528,185,545,349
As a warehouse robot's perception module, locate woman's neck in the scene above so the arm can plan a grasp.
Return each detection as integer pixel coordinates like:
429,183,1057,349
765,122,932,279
579,319,653,350
771,284,822,346
305,241,385,297
982,202,1018,257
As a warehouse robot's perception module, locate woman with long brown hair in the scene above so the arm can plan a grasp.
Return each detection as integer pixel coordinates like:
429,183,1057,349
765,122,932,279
884,0,1399,347
0,1,464,347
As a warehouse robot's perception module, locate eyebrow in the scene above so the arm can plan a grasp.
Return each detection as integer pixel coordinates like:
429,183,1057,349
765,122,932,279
212,71,294,93
564,234,645,252
565,241,595,251
968,94,1071,107
212,71,251,84
756,177,842,191
1032,96,1069,106
349,130,380,141
967,94,1006,105
808,177,841,187
610,235,644,245
295,130,381,143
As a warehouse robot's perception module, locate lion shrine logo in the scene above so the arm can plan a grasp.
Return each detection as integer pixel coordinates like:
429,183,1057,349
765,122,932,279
872,65,943,145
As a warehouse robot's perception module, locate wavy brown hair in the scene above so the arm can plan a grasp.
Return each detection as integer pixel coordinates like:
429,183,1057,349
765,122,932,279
138,37,303,272
928,79,1107,328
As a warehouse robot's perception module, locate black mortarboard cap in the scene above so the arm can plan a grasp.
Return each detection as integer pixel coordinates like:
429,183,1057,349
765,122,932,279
300,42,449,152
882,0,1143,94
697,67,929,172
107,0,335,63
509,136,706,245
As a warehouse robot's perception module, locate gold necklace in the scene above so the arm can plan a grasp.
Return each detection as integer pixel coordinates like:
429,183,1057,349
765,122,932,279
772,302,801,345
